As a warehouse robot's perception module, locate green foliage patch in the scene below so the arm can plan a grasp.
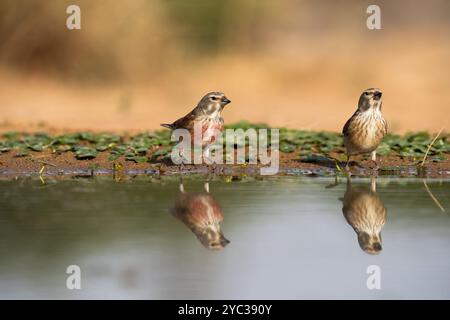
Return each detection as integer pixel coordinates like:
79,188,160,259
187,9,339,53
0,124,448,164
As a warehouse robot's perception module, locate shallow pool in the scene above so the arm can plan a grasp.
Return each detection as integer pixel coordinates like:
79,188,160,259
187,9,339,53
0,176,449,299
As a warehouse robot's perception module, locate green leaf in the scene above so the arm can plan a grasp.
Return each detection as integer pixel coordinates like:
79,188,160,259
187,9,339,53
280,143,295,153
75,147,98,159
132,156,149,163
95,144,109,151
108,154,121,161
377,142,391,156
430,155,446,162
29,143,44,151
300,154,330,163
111,145,128,155
56,145,72,152
14,149,29,157
151,148,171,161
55,133,80,145
3,131,18,140
80,132,96,142
0,143,11,152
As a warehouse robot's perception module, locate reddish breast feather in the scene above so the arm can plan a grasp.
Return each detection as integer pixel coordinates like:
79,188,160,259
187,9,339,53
188,196,224,224
201,119,224,145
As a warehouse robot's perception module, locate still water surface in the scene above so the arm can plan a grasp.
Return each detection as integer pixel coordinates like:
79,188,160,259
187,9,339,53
0,176,449,299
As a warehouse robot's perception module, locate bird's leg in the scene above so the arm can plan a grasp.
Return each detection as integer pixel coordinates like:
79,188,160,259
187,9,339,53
173,144,187,171
179,146,186,171
203,145,212,164
370,175,377,192
204,145,218,173
371,150,379,171
179,178,185,193
346,175,352,189
325,175,341,189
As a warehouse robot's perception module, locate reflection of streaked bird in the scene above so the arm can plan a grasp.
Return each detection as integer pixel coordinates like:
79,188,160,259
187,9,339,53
171,182,230,250
342,177,387,255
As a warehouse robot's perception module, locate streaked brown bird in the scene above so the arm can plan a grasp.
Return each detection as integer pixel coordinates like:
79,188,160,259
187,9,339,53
161,92,231,159
342,88,387,169
342,177,387,255
171,181,230,250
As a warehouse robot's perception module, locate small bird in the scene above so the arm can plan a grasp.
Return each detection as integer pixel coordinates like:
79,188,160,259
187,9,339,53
161,92,231,159
342,177,387,255
171,181,230,250
342,88,387,169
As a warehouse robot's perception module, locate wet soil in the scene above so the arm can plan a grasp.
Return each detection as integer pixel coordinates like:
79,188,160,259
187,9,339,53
1,148,449,179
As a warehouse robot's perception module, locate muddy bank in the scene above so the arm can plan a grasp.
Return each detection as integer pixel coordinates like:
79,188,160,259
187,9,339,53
1,128,449,179
0,149,449,179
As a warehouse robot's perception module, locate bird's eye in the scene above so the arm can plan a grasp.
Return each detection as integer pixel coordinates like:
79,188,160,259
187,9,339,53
210,96,219,101
364,92,370,96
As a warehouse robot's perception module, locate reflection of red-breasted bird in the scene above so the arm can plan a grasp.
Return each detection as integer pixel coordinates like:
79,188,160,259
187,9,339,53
171,182,230,250
342,88,387,169
342,177,387,255
161,92,231,157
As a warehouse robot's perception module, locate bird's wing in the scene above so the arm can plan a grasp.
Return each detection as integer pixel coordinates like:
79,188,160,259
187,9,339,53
172,107,202,130
342,114,355,136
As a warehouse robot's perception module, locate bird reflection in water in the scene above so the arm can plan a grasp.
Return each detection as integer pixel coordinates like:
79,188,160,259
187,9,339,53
342,177,387,255
171,181,230,250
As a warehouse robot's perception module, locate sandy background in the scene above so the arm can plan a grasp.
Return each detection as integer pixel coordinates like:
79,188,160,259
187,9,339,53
0,0,449,133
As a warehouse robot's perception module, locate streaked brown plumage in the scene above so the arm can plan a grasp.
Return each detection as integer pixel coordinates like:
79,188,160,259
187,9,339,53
343,88,387,168
161,92,231,149
171,182,230,250
342,177,387,255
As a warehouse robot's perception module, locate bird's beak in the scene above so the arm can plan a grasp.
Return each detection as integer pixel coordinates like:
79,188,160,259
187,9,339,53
221,97,231,105
220,237,230,247
373,91,382,100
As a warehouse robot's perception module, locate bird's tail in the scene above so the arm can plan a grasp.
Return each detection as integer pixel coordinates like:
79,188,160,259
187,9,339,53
160,123,174,130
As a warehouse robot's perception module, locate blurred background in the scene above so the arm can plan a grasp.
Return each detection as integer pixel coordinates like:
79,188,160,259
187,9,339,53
0,0,448,133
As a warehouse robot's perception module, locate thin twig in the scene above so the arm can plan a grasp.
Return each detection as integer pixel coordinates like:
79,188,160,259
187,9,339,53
334,159,342,172
29,156,57,167
421,128,444,167
37,160,57,167
423,180,445,212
